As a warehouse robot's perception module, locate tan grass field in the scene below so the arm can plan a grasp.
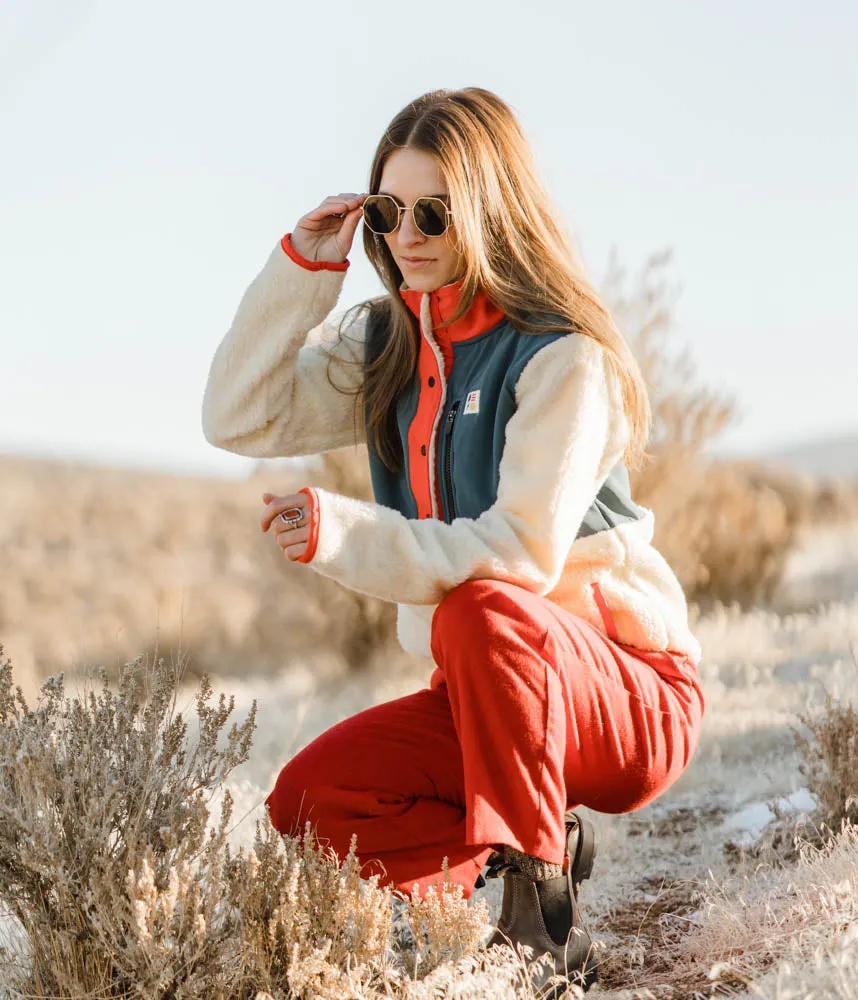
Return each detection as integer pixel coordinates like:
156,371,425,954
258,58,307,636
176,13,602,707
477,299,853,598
2,451,858,997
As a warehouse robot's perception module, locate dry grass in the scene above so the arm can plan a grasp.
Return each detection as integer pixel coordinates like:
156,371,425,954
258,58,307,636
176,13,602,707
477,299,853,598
0,453,404,704
794,652,858,836
677,821,858,997
589,821,858,1000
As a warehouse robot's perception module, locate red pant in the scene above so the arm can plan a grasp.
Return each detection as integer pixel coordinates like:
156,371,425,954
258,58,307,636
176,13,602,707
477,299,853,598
265,579,705,900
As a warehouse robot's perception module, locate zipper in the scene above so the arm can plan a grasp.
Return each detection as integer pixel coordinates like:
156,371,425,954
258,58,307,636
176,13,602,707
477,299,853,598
442,400,460,521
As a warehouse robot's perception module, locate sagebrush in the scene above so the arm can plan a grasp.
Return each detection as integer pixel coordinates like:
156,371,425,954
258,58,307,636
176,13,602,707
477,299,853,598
0,642,575,1000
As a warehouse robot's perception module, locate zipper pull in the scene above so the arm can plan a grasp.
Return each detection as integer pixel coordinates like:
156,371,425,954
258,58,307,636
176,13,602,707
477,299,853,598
445,400,459,436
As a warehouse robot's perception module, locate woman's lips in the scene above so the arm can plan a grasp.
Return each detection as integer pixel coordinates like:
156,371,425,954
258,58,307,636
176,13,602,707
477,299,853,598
401,257,435,269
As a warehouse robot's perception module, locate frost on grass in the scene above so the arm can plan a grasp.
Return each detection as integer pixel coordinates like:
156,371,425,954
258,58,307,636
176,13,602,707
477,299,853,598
679,821,858,998
0,644,549,999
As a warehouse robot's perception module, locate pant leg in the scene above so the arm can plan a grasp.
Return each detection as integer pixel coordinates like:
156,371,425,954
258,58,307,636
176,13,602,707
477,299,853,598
428,579,706,866
266,577,705,900
264,685,495,900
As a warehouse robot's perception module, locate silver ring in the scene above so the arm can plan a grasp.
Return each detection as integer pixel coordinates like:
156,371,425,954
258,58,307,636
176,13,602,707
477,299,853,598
279,506,303,529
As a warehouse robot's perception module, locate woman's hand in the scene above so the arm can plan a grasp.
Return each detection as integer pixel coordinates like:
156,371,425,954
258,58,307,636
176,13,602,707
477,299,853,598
260,491,312,562
289,192,368,264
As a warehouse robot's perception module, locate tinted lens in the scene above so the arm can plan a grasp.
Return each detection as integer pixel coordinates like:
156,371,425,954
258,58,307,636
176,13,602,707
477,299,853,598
362,195,399,234
414,197,449,237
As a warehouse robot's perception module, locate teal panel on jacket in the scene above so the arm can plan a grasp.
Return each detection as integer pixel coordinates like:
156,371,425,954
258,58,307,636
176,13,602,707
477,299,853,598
363,304,646,537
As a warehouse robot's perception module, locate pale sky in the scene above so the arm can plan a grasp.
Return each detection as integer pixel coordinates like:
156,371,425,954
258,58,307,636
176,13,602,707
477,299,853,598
1,0,856,480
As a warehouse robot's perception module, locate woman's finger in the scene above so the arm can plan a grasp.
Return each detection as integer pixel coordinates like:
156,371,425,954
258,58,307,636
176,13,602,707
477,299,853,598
341,204,364,242
274,523,310,546
302,194,366,223
262,505,305,533
304,201,351,220
265,505,311,559
260,492,309,532
331,192,365,204
298,214,349,231
304,198,358,219
260,490,303,509
281,539,308,562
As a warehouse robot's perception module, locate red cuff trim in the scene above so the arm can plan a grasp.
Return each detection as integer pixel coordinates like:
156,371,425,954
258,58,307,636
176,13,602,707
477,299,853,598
281,233,350,272
296,486,320,563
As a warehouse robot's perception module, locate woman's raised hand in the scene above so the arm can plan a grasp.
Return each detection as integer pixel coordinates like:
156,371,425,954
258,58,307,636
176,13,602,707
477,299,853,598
289,192,368,264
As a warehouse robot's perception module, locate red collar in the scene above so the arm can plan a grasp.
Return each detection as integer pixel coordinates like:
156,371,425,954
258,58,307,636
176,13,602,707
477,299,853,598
399,275,505,343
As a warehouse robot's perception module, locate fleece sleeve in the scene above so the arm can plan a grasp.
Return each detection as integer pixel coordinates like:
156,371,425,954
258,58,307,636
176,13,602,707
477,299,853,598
201,237,368,459
295,333,631,604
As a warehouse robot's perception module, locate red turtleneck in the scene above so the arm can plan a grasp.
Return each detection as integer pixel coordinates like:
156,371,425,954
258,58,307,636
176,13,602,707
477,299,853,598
399,277,504,342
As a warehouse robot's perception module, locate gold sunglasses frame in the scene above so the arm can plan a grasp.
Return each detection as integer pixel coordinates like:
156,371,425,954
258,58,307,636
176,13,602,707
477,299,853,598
362,194,453,238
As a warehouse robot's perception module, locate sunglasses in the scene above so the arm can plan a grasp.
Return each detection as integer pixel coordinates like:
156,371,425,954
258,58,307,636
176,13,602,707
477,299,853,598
362,194,453,237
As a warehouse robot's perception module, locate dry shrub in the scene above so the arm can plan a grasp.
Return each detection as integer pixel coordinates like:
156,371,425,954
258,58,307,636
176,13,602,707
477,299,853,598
724,643,858,872
659,458,803,609
789,641,858,844
602,247,837,610
0,644,556,999
808,475,858,524
0,641,257,997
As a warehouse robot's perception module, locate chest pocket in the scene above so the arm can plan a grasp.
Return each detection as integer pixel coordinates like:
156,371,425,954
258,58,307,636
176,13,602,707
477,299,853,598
438,381,513,523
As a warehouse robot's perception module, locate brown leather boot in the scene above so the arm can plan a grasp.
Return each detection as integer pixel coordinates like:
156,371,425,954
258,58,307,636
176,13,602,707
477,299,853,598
477,811,600,997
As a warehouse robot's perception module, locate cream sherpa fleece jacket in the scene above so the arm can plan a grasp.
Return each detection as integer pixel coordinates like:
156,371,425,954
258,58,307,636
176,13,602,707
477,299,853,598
202,240,703,666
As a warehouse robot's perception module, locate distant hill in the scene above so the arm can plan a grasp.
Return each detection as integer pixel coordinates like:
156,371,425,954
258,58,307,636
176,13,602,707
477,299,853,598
761,430,858,481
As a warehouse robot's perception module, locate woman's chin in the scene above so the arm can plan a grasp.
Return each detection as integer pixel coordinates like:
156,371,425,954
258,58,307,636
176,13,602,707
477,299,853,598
403,270,459,293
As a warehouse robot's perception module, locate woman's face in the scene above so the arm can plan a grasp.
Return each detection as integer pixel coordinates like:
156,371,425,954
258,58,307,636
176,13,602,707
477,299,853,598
376,147,466,292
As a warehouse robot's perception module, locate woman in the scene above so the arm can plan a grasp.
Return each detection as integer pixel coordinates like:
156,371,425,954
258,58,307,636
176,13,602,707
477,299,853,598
202,87,705,994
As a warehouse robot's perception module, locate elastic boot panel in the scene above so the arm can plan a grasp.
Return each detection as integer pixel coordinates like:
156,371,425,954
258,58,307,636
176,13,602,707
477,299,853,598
534,873,574,947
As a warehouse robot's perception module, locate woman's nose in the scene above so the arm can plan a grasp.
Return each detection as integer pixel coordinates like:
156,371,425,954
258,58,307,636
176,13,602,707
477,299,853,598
397,208,426,248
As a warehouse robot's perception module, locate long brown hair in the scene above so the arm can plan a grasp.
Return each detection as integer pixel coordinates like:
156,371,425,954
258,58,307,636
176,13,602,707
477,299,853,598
326,86,652,474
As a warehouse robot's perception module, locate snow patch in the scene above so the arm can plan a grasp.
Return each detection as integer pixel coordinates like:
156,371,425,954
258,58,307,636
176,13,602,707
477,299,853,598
721,787,817,846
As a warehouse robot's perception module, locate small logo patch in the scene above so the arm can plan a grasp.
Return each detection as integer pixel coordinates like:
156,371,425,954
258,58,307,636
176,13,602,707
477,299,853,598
464,389,480,414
